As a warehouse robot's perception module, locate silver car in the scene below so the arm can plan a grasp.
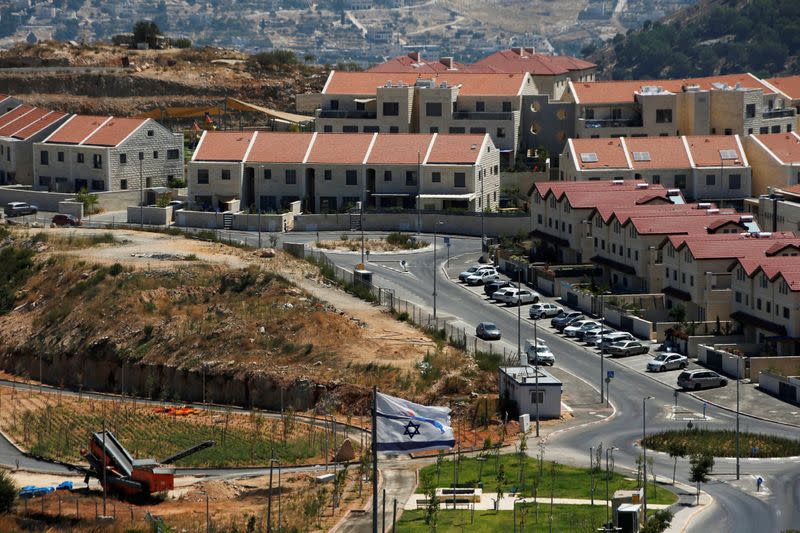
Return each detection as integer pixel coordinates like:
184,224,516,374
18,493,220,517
678,370,727,390
647,353,689,372
458,265,494,282
529,303,562,319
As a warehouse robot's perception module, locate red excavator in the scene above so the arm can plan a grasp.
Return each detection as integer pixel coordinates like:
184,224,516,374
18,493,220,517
82,431,214,497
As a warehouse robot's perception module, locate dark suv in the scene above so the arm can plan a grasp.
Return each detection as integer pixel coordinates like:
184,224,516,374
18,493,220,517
551,311,583,330
484,280,511,297
51,214,81,227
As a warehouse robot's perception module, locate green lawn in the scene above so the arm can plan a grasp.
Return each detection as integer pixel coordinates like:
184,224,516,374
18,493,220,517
417,454,677,505
644,429,800,458
397,505,609,532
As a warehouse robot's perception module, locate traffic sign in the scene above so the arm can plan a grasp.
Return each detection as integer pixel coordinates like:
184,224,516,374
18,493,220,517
607,370,615,379
443,236,450,245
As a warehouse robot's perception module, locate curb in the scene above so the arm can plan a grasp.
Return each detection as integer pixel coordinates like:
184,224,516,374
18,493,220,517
684,389,800,429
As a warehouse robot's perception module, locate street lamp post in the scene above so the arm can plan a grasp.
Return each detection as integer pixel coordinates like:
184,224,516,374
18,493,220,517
517,268,522,360
642,396,653,523
534,315,540,437
139,151,144,229
433,221,443,320
600,292,605,404
480,174,486,254
736,368,740,480
605,446,618,525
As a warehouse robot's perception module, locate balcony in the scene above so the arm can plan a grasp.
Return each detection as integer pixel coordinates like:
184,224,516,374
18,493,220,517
581,117,643,129
452,111,514,121
762,108,796,119
317,109,377,119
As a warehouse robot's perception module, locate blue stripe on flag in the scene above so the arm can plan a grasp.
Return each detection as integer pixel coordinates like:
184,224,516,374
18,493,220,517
375,440,456,452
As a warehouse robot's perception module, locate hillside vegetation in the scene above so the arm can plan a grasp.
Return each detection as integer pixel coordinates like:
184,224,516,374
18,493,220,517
590,0,800,79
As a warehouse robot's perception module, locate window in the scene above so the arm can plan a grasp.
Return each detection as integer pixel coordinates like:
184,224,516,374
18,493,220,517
405,170,417,186
153,150,159,159
760,126,769,134
780,281,789,295
785,307,791,319
470,127,486,134
454,172,466,188
325,170,332,181
389,126,399,133
221,169,231,180
363,125,379,133
772,125,781,133
147,130,154,137
77,153,84,163
496,127,506,138
355,101,365,111
735,291,742,303
346,170,357,186
197,169,209,184
745,103,756,118
92,154,102,169
426,102,442,117
167,149,180,160
119,153,127,164
382,102,399,116
57,151,64,162
655,109,672,123
502,101,512,113
476,101,485,112
449,127,466,134
580,152,598,163
767,302,772,313
432,172,441,183
120,179,127,190
91,180,104,191
675,174,686,189
40,151,48,165
342,125,358,133
430,127,439,133
285,169,296,184
729,174,741,189
383,170,392,182
329,100,339,110
530,390,544,404
665,267,670,278
263,169,272,179
706,174,715,186
635,250,639,260
323,125,333,133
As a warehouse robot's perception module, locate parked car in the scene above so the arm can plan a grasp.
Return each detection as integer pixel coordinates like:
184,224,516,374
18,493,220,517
476,322,501,340
564,320,600,337
597,332,635,351
167,200,186,210
576,324,604,341
507,289,540,306
459,265,494,282
466,269,500,285
50,214,81,227
529,303,562,319
525,340,555,366
551,311,584,330
5,201,38,217
678,369,727,390
491,287,519,303
484,280,511,297
607,340,650,357
585,327,615,346
647,353,689,372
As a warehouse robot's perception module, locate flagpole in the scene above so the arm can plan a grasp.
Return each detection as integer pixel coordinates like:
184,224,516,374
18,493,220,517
372,386,378,533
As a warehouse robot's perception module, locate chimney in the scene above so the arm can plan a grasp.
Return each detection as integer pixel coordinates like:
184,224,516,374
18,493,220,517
408,51,420,62
440,56,454,69
512,47,525,56
525,47,536,55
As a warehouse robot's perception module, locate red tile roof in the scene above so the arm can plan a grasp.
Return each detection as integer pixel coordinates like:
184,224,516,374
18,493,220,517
10,110,68,140
777,184,800,197
367,53,469,73
598,203,725,224
366,134,433,165
45,115,110,145
625,137,691,170
474,48,595,76
685,135,745,167
0,105,35,132
569,138,629,170
426,134,485,164
736,256,800,290
0,107,49,137
766,75,800,100
323,71,529,96
627,210,743,235
81,117,148,147
750,132,800,164
674,233,800,260
570,73,773,105
306,133,374,164
535,179,663,197
245,132,314,163
194,131,255,161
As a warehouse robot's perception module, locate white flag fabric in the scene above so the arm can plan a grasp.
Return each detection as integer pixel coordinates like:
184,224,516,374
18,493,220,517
375,392,455,453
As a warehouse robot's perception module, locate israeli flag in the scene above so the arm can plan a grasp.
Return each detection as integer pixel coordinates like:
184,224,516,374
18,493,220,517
375,392,455,453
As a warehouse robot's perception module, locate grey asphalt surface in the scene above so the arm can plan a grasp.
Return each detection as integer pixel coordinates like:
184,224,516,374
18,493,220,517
321,235,800,533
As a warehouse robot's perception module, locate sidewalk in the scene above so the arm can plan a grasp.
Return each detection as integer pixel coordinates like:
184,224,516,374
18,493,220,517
404,493,673,511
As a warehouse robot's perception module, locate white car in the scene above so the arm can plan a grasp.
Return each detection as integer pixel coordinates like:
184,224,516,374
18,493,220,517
529,303,562,319
507,289,540,306
597,332,636,351
466,269,500,285
458,265,494,282
525,340,555,366
647,353,689,372
585,328,614,346
564,320,600,337
491,287,519,303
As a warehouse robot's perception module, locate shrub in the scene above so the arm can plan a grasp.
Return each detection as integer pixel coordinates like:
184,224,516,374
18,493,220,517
0,247,35,314
0,470,16,513
249,50,298,70
173,37,192,48
109,263,124,276
475,350,502,372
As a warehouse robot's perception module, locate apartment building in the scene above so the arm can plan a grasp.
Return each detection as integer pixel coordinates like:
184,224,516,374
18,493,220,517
659,231,800,323
188,131,500,213
295,71,535,163
0,105,69,185
33,115,183,193
747,185,800,234
530,180,682,264
472,47,596,100
587,203,753,293
743,132,800,195
766,75,800,131
559,135,751,202
731,255,800,354
367,52,469,74
564,73,795,141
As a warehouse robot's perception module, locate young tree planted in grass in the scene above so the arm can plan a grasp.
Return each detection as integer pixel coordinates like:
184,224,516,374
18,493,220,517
667,441,687,485
422,472,439,529
689,453,714,505
641,509,673,533
495,464,506,511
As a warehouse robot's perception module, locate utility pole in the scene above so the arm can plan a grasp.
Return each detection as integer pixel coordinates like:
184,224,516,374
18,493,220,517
267,455,276,532
480,174,485,255
534,316,540,437
139,151,144,228
600,292,605,404
642,396,653,523
416,151,422,234
433,223,438,320
258,210,262,248
516,268,522,361
102,421,107,517
736,370,740,480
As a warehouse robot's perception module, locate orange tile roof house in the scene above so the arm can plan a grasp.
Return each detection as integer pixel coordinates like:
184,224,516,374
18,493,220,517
33,115,183,193
743,132,800,196
188,132,500,214
0,104,69,186
295,70,536,164
559,135,751,202
562,73,795,141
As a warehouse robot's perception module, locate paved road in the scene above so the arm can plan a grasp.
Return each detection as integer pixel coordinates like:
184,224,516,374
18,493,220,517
323,236,800,533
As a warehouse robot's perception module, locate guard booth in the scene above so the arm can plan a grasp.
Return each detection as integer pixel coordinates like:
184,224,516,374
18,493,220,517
353,267,373,289
614,503,642,533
